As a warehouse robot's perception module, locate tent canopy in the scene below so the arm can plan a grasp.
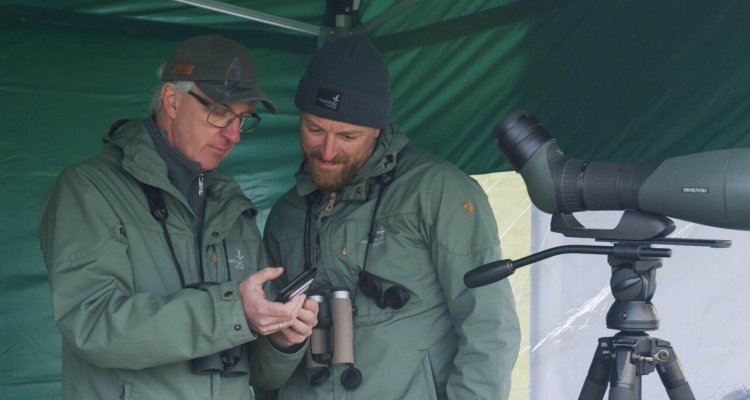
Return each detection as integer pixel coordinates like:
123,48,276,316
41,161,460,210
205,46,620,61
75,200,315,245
2,1,750,398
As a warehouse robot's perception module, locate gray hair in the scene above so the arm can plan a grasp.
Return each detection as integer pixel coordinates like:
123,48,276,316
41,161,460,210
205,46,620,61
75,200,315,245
149,81,195,114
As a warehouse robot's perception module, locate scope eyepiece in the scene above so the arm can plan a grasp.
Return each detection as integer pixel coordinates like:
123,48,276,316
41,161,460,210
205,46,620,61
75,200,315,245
494,109,553,171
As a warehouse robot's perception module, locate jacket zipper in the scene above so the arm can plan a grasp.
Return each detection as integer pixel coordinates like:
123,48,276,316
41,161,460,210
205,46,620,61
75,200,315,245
194,226,204,282
196,173,205,281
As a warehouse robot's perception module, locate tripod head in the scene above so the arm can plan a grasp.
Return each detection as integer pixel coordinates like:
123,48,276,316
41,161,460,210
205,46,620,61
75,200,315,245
465,210,729,289
465,210,729,330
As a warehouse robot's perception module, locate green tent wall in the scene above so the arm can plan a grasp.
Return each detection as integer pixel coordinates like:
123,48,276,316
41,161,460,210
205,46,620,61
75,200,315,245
2,1,750,398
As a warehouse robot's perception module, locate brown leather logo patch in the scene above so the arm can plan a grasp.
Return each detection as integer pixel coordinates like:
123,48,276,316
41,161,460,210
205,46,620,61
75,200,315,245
173,63,194,75
461,200,475,214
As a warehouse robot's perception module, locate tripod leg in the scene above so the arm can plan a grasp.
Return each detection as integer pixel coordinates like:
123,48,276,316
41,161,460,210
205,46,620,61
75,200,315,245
579,339,612,400
654,342,695,400
607,341,640,400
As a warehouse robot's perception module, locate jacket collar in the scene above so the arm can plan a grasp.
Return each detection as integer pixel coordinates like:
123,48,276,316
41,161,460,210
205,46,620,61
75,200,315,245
104,118,257,217
105,118,173,193
294,123,410,201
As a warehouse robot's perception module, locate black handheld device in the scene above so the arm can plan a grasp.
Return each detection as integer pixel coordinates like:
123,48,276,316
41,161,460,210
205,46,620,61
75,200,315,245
275,268,317,302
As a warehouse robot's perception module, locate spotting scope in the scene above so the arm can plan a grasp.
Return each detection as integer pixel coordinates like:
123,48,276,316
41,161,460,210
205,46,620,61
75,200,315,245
496,110,750,230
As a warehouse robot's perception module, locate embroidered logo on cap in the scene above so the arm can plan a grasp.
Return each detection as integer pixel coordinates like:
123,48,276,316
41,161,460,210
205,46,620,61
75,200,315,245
202,56,244,102
315,88,342,111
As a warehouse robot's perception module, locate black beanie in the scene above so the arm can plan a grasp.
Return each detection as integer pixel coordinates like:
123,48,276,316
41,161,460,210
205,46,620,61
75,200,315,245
295,35,391,129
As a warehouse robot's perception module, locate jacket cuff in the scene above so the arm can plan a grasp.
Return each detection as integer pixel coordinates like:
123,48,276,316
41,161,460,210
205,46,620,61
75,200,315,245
249,335,308,389
214,281,257,345
258,334,308,359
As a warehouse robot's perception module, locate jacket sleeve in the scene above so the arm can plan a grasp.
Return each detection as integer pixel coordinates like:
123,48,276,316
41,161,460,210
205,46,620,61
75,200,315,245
38,166,257,370
423,166,521,400
248,334,306,390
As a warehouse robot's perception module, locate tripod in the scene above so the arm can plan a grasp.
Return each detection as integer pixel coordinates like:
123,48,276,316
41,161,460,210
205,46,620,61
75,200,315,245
464,210,731,400
578,243,694,400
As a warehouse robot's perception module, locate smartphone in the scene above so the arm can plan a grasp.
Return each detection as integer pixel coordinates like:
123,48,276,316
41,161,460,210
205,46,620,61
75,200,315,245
275,268,317,302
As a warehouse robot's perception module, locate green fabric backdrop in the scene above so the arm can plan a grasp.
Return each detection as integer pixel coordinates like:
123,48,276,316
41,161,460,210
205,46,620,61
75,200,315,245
2,1,750,397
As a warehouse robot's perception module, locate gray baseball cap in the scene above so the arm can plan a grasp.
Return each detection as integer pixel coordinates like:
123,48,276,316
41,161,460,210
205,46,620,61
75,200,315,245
162,35,278,114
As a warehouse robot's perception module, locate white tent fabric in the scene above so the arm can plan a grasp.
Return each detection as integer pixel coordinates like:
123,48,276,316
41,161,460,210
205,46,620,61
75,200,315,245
529,209,750,399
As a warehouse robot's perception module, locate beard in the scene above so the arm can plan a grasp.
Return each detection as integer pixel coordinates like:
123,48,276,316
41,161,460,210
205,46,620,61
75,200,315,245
303,144,374,192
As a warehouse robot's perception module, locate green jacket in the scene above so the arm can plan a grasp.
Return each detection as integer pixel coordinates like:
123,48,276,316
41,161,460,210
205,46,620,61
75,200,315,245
38,119,303,400
263,125,520,399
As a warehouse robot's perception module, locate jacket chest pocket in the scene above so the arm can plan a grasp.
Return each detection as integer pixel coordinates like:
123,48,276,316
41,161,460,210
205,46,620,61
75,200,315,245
210,237,261,282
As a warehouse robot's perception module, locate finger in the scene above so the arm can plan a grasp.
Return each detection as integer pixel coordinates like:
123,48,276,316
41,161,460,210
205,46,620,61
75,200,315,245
282,319,313,340
256,299,305,333
288,293,306,312
261,297,303,319
302,297,320,314
268,293,304,315
240,267,285,303
256,318,291,336
241,303,304,335
270,327,307,348
295,307,318,328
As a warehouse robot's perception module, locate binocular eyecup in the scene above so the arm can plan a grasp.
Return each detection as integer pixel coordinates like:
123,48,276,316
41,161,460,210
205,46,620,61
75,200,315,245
357,271,410,310
341,365,362,390
307,363,361,390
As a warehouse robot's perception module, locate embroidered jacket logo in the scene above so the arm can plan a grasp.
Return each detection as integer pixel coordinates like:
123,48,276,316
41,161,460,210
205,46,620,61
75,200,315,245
229,249,246,270
360,225,386,247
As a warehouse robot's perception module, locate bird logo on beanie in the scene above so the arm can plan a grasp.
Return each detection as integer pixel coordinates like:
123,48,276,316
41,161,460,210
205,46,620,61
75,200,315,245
315,88,342,111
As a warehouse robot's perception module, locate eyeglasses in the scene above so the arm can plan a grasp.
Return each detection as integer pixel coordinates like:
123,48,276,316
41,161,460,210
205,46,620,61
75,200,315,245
187,91,262,134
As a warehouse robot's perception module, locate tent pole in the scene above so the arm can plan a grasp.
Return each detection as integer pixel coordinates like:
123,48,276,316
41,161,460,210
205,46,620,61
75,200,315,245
171,0,320,36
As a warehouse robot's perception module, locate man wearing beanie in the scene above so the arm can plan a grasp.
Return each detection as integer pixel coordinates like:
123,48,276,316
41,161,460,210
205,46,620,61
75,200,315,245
39,35,318,399
263,35,520,399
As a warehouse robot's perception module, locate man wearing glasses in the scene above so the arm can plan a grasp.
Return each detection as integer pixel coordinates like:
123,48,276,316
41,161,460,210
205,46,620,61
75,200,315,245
38,35,317,399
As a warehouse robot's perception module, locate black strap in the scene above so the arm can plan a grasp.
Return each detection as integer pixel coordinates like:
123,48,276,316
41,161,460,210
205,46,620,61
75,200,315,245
222,240,233,281
352,168,396,315
360,170,395,276
303,191,322,272
140,183,187,288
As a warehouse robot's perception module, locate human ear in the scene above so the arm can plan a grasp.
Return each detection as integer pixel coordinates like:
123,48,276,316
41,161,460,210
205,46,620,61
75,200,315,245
161,84,180,118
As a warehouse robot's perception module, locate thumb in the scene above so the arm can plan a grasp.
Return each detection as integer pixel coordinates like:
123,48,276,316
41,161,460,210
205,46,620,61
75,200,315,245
256,266,285,283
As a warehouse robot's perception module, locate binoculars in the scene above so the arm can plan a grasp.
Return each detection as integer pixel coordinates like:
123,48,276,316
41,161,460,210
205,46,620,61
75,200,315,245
306,278,410,390
307,289,362,389
191,344,250,377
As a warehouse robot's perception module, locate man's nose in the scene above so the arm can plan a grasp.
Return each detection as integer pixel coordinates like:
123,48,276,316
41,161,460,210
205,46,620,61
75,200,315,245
221,119,242,144
320,134,338,161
